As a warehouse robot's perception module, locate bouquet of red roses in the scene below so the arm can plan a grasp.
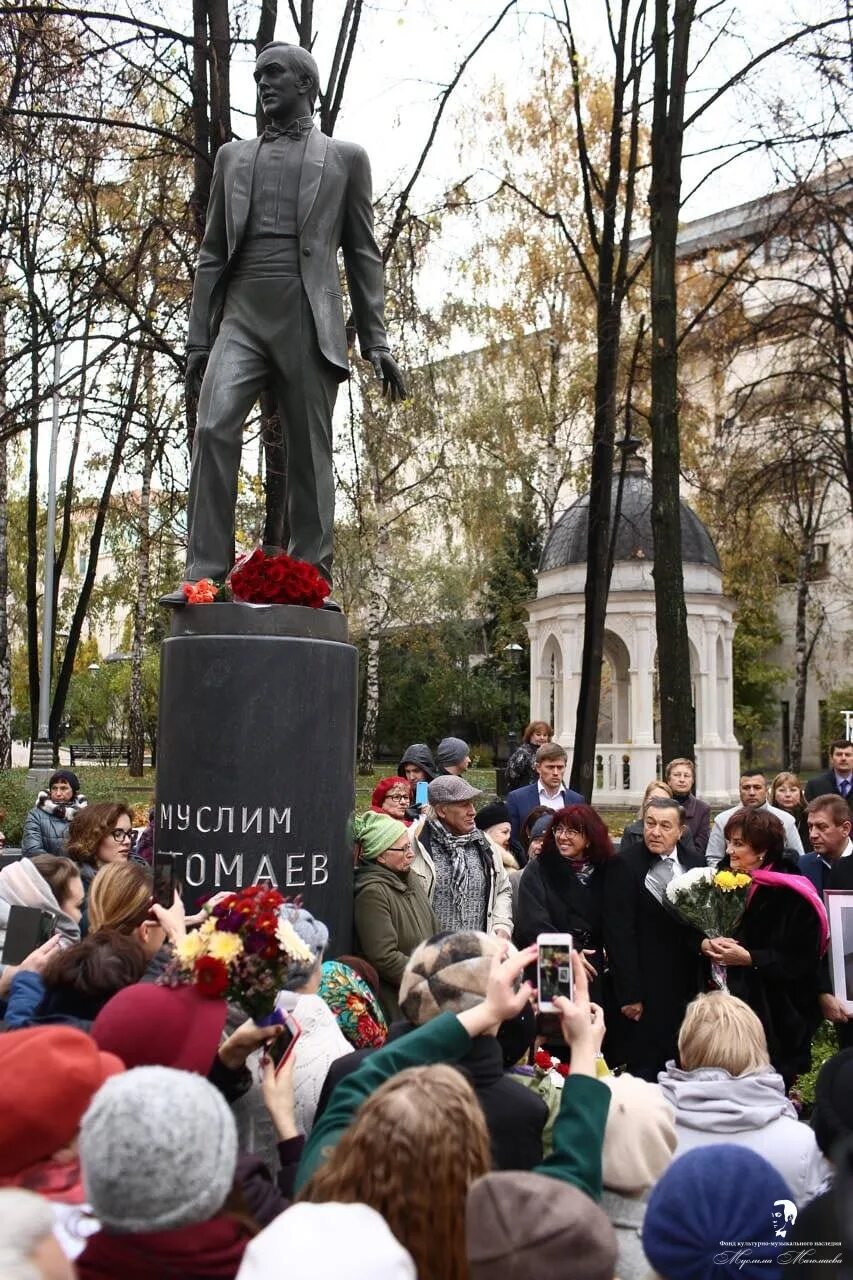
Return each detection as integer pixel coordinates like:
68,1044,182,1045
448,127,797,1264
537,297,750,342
171,885,315,1022
228,547,330,608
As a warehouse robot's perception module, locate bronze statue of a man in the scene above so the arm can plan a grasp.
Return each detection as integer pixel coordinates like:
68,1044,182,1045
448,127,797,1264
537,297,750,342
162,42,405,607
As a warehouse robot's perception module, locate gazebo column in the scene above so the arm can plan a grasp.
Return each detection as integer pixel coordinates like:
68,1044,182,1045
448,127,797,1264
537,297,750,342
559,619,582,745
630,617,655,745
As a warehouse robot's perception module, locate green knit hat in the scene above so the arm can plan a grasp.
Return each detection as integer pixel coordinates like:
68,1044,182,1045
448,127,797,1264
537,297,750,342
352,811,408,861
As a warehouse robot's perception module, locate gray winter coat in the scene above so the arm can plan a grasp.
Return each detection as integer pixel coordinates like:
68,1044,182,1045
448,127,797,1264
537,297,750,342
21,793,87,856
657,1063,830,1205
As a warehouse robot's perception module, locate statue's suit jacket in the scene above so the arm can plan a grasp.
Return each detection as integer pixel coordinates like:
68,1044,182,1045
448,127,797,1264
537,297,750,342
187,128,388,381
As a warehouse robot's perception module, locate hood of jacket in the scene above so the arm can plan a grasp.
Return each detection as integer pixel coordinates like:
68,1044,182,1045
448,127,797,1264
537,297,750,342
657,1063,797,1132
395,743,436,781
0,858,80,942
354,861,412,896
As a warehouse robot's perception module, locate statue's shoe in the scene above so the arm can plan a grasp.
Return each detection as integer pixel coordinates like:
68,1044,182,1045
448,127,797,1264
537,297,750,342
322,597,343,613
159,587,188,607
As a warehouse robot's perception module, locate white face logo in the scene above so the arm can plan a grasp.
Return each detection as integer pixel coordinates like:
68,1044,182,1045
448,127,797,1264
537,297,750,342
771,1200,797,1237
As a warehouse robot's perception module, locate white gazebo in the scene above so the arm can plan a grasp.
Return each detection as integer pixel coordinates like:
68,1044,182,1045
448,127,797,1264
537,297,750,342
527,448,741,806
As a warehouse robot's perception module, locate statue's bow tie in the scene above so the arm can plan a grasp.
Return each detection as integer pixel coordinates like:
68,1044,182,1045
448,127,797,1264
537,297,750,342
262,118,313,142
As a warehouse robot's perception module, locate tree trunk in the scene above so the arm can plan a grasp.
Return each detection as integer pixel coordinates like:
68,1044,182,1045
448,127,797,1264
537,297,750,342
0,281,11,769
207,0,232,154
569,303,620,799
649,0,696,765
49,353,143,744
358,497,387,774
189,0,211,241
128,391,155,776
789,532,812,774
25,300,40,742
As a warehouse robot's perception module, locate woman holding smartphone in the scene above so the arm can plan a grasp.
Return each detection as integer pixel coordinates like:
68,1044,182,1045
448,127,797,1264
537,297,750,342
516,804,634,1013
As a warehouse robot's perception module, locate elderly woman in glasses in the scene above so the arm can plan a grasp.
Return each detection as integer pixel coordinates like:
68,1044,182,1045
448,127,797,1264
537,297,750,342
352,811,438,1020
369,776,414,826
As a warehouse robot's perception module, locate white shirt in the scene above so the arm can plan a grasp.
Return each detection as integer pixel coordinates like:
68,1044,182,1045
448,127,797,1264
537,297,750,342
706,801,804,866
537,782,565,811
818,837,853,869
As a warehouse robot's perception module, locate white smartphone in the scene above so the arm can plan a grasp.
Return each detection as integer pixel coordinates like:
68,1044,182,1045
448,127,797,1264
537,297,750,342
537,933,574,1012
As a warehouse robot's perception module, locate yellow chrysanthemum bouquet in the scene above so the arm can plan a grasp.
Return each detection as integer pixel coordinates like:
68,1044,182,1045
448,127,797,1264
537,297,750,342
666,866,752,989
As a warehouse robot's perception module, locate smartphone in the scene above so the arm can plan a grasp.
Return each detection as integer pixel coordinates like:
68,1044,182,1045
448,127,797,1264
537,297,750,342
267,1010,301,1075
537,933,574,1013
152,852,185,909
2,905,57,965
415,780,429,807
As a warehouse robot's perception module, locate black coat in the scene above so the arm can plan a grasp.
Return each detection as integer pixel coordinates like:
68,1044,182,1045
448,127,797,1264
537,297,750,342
515,854,638,1009
317,1029,547,1172
726,874,823,1083
804,770,853,812
615,843,706,1080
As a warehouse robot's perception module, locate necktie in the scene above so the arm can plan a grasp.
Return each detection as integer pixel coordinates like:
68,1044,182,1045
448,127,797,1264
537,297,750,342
840,779,851,799
645,855,676,904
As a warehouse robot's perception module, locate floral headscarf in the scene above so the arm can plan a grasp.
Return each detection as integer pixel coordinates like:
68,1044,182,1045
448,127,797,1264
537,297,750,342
318,960,387,1049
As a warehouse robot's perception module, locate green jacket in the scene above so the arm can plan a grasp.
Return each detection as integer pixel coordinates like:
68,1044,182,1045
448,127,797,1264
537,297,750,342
295,1009,611,1200
353,862,438,1020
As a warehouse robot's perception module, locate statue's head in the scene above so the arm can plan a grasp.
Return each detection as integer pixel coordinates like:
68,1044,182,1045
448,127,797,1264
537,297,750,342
255,42,320,117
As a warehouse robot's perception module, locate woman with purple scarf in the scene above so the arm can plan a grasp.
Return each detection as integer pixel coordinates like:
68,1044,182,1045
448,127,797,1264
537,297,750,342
705,806,828,1089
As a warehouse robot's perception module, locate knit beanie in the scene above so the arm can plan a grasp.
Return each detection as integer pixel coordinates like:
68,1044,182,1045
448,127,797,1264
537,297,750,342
278,904,329,957
529,814,553,840
436,736,469,767
79,1066,238,1232
0,1027,124,1176
91,983,227,1073
48,768,80,794
475,801,511,831
467,1170,618,1280
352,811,408,861
812,1047,853,1158
236,1203,416,1279
642,1145,791,1280
399,931,501,1025
602,1072,677,1193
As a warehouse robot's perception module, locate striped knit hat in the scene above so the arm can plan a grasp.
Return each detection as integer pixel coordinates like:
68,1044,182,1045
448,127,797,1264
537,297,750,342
398,932,502,1025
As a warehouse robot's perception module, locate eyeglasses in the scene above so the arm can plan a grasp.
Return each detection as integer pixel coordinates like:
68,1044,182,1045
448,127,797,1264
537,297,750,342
386,844,412,855
385,792,410,802
111,828,133,842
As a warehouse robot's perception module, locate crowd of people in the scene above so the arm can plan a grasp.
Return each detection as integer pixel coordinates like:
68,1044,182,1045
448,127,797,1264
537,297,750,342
0,737,852,1278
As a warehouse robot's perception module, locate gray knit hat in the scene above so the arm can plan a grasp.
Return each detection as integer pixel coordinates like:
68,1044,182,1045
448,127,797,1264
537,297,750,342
399,931,502,1025
436,736,470,767
79,1065,238,1232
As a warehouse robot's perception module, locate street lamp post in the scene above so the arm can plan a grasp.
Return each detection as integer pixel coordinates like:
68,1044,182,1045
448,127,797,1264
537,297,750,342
28,325,65,779
503,642,524,758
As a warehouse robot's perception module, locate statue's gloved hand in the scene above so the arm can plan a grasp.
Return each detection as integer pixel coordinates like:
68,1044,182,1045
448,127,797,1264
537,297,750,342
185,349,209,404
366,348,407,403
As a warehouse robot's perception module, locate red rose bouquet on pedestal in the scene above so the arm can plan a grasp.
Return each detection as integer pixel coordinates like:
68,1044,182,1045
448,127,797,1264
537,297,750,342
170,885,314,1022
228,547,330,608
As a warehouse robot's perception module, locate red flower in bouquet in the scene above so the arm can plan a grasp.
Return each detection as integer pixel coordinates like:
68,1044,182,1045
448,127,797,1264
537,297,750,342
228,548,330,608
194,954,229,997
170,886,314,1022
183,578,219,605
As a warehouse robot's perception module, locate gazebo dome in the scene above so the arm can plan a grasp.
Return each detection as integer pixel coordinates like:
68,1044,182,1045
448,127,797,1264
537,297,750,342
539,448,720,573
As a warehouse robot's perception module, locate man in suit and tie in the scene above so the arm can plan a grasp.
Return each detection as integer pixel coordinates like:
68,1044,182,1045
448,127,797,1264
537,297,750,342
805,739,853,812
162,43,405,605
807,794,853,1045
617,797,707,1079
506,743,583,844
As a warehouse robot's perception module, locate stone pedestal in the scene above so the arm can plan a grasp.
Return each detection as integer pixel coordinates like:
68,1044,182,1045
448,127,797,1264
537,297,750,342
154,603,357,955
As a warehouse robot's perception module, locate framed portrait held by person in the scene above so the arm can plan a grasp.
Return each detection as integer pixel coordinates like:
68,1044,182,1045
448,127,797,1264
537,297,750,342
826,890,853,1014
